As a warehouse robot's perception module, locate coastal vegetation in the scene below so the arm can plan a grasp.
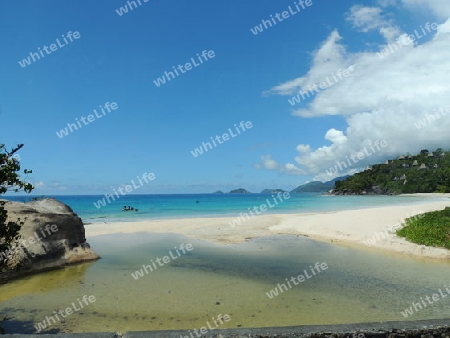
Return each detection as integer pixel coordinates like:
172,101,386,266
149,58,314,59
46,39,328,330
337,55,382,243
334,149,450,194
397,207,450,249
0,144,33,267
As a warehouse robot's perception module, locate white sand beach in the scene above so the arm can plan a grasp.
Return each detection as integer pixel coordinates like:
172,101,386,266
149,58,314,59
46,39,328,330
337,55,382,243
85,200,450,260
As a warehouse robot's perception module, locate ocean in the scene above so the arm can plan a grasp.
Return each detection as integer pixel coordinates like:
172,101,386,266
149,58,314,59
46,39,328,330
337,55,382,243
4,193,446,223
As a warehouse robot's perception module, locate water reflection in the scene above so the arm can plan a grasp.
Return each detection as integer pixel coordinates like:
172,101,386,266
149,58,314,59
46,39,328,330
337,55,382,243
0,233,449,333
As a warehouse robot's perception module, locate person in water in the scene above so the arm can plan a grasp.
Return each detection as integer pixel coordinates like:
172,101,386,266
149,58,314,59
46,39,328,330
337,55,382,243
123,206,138,211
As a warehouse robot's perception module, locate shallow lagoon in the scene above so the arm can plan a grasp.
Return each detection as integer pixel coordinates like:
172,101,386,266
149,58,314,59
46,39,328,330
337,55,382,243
1,233,449,333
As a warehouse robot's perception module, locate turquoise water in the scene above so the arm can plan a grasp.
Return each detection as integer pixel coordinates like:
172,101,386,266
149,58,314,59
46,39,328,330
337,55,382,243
1,233,450,333
1,194,450,333
5,193,447,223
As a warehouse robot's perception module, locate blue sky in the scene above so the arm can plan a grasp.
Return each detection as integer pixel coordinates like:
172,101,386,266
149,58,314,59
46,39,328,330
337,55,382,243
1,0,449,194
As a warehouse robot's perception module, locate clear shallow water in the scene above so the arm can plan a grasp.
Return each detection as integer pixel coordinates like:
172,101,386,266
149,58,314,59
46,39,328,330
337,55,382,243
1,233,449,333
2,194,449,333
4,193,447,223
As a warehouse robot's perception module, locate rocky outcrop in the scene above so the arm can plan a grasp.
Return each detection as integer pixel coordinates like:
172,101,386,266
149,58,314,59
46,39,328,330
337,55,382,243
0,198,99,283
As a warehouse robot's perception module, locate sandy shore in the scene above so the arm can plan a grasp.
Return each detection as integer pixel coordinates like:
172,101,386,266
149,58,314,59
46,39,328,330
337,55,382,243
85,200,450,260
399,193,450,197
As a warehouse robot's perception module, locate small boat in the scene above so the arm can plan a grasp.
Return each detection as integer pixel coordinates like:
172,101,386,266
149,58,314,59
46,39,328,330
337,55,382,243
122,206,138,212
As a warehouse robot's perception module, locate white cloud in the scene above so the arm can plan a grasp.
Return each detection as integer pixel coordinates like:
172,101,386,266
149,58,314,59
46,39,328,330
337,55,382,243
378,0,398,7
254,155,305,176
380,26,403,42
325,129,347,144
377,0,450,20
401,0,450,20
346,5,386,32
346,5,402,43
296,144,311,153
260,13,450,181
259,154,278,170
34,181,45,188
266,30,350,98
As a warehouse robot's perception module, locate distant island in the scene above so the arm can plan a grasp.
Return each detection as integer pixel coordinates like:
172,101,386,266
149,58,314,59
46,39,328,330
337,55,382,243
333,148,450,195
229,188,251,194
218,177,348,195
260,189,286,194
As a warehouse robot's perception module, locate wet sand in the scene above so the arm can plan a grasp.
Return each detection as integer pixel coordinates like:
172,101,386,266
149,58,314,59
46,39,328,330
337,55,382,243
85,200,450,259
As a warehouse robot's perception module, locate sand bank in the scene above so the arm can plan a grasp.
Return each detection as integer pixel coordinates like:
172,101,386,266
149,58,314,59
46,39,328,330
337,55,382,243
85,200,450,259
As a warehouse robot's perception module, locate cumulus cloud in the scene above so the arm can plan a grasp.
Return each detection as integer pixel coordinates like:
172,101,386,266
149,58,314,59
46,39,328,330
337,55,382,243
254,155,305,176
259,6,450,181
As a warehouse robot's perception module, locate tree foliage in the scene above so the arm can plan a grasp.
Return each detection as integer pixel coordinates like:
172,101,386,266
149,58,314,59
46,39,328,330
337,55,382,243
334,148,450,194
0,144,34,266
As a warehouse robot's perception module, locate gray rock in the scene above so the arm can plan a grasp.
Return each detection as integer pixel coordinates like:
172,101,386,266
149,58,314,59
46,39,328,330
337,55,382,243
0,198,99,283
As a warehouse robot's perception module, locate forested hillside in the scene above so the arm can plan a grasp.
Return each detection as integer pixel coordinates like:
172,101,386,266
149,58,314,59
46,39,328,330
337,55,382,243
334,149,450,194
